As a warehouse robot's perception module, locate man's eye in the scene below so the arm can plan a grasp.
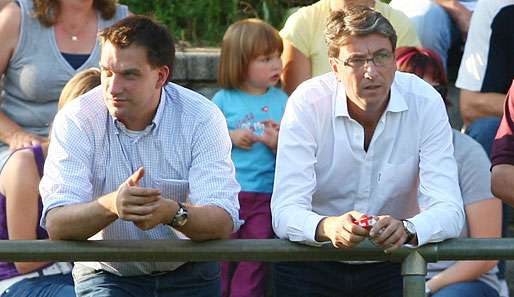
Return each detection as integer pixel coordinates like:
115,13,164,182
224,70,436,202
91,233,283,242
376,53,389,59
349,58,366,64
375,52,392,62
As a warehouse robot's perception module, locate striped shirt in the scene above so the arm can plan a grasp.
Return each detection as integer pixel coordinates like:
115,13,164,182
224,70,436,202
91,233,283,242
40,83,241,276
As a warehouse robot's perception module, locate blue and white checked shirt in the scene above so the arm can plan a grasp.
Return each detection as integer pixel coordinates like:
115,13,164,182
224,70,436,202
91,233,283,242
40,83,241,276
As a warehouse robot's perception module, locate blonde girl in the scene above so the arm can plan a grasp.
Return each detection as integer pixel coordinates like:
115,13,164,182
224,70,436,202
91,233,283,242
213,18,288,297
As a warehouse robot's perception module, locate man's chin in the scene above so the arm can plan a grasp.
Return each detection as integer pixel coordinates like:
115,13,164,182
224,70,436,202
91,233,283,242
107,106,123,119
359,90,387,100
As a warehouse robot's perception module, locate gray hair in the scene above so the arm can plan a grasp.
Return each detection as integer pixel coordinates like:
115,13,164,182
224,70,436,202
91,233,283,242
325,6,397,58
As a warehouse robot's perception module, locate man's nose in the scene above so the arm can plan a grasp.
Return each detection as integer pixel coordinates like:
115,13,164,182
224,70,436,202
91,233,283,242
107,74,123,96
363,61,378,79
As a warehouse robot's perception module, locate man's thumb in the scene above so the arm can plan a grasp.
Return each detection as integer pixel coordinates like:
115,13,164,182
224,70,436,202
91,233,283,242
128,167,145,186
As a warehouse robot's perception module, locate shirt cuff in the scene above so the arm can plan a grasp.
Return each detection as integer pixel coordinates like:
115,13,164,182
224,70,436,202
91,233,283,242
406,215,432,246
303,213,329,247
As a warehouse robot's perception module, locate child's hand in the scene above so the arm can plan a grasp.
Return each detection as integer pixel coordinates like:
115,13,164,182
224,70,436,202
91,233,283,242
256,120,280,153
229,129,258,150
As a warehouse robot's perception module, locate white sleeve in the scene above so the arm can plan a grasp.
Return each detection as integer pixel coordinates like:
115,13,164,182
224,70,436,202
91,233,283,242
455,0,491,91
271,92,327,246
410,98,465,245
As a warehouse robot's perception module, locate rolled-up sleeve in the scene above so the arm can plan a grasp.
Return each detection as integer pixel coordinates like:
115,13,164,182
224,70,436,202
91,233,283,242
412,97,465,245
39,109,94,229
188,106,242,232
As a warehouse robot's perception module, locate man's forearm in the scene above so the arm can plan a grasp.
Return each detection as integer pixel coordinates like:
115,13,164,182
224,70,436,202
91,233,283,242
176,204,233,241
492,164,514,206
45,192,118,240
459,90,506,125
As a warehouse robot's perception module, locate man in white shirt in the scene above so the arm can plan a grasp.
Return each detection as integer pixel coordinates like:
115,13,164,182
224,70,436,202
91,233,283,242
271,6,464,297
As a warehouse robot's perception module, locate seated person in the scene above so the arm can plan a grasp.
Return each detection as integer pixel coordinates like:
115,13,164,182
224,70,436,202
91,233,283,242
0,0,128,167
279,0,421,94
491,80,514,206
455,0,514,157
0,67,100,297
40,16,241,297
390,0,476,68
396,47,503,297
271,7,463,297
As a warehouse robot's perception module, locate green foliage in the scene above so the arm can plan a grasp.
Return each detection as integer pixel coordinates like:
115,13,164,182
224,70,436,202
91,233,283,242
119,0,316,47
119,0,392,46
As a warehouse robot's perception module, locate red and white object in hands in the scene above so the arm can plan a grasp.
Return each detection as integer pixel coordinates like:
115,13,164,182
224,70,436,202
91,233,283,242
352,215,377,230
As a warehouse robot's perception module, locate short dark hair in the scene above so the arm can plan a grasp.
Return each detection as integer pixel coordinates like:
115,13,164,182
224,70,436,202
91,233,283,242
325,6,397,58
99,15,175,82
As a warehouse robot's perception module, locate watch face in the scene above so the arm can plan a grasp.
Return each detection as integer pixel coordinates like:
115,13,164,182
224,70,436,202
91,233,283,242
406,220,416,234
402,220,415,237
172,205,188,227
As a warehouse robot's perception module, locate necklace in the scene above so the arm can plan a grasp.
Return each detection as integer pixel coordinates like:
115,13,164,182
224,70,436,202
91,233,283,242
57,13,96,42
60,25,81,42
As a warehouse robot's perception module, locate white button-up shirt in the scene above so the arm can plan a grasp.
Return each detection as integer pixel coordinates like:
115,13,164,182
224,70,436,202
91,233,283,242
271,71,464,246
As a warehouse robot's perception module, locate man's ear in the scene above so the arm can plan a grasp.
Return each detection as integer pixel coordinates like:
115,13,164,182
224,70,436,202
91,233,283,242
156,65,170,88
329,58,340,75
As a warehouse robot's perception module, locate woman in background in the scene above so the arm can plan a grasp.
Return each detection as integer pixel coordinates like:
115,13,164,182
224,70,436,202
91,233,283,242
0,0,128,166
279,0,421,94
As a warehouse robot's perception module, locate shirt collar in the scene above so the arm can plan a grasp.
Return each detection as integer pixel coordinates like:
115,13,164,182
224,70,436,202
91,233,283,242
151,87,166,131
334,75,408,118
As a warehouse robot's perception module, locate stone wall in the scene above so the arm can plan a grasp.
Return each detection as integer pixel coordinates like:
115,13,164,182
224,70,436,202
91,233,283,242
172,48,464,129
172,48,221,100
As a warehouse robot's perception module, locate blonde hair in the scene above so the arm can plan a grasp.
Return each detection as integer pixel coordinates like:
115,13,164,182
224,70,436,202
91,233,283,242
58,68,101,109
32,0,117,27
218,18,283,90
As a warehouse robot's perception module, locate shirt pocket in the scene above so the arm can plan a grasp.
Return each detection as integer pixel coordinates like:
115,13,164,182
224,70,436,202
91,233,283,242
154,178,189,203
376,156,419,198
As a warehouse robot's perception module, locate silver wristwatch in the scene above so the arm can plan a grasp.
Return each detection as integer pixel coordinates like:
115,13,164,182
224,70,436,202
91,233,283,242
402,219,416,244
170,202,188,228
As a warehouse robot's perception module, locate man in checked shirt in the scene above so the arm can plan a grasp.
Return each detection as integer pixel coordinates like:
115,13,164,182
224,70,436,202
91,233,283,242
39,16,241,297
